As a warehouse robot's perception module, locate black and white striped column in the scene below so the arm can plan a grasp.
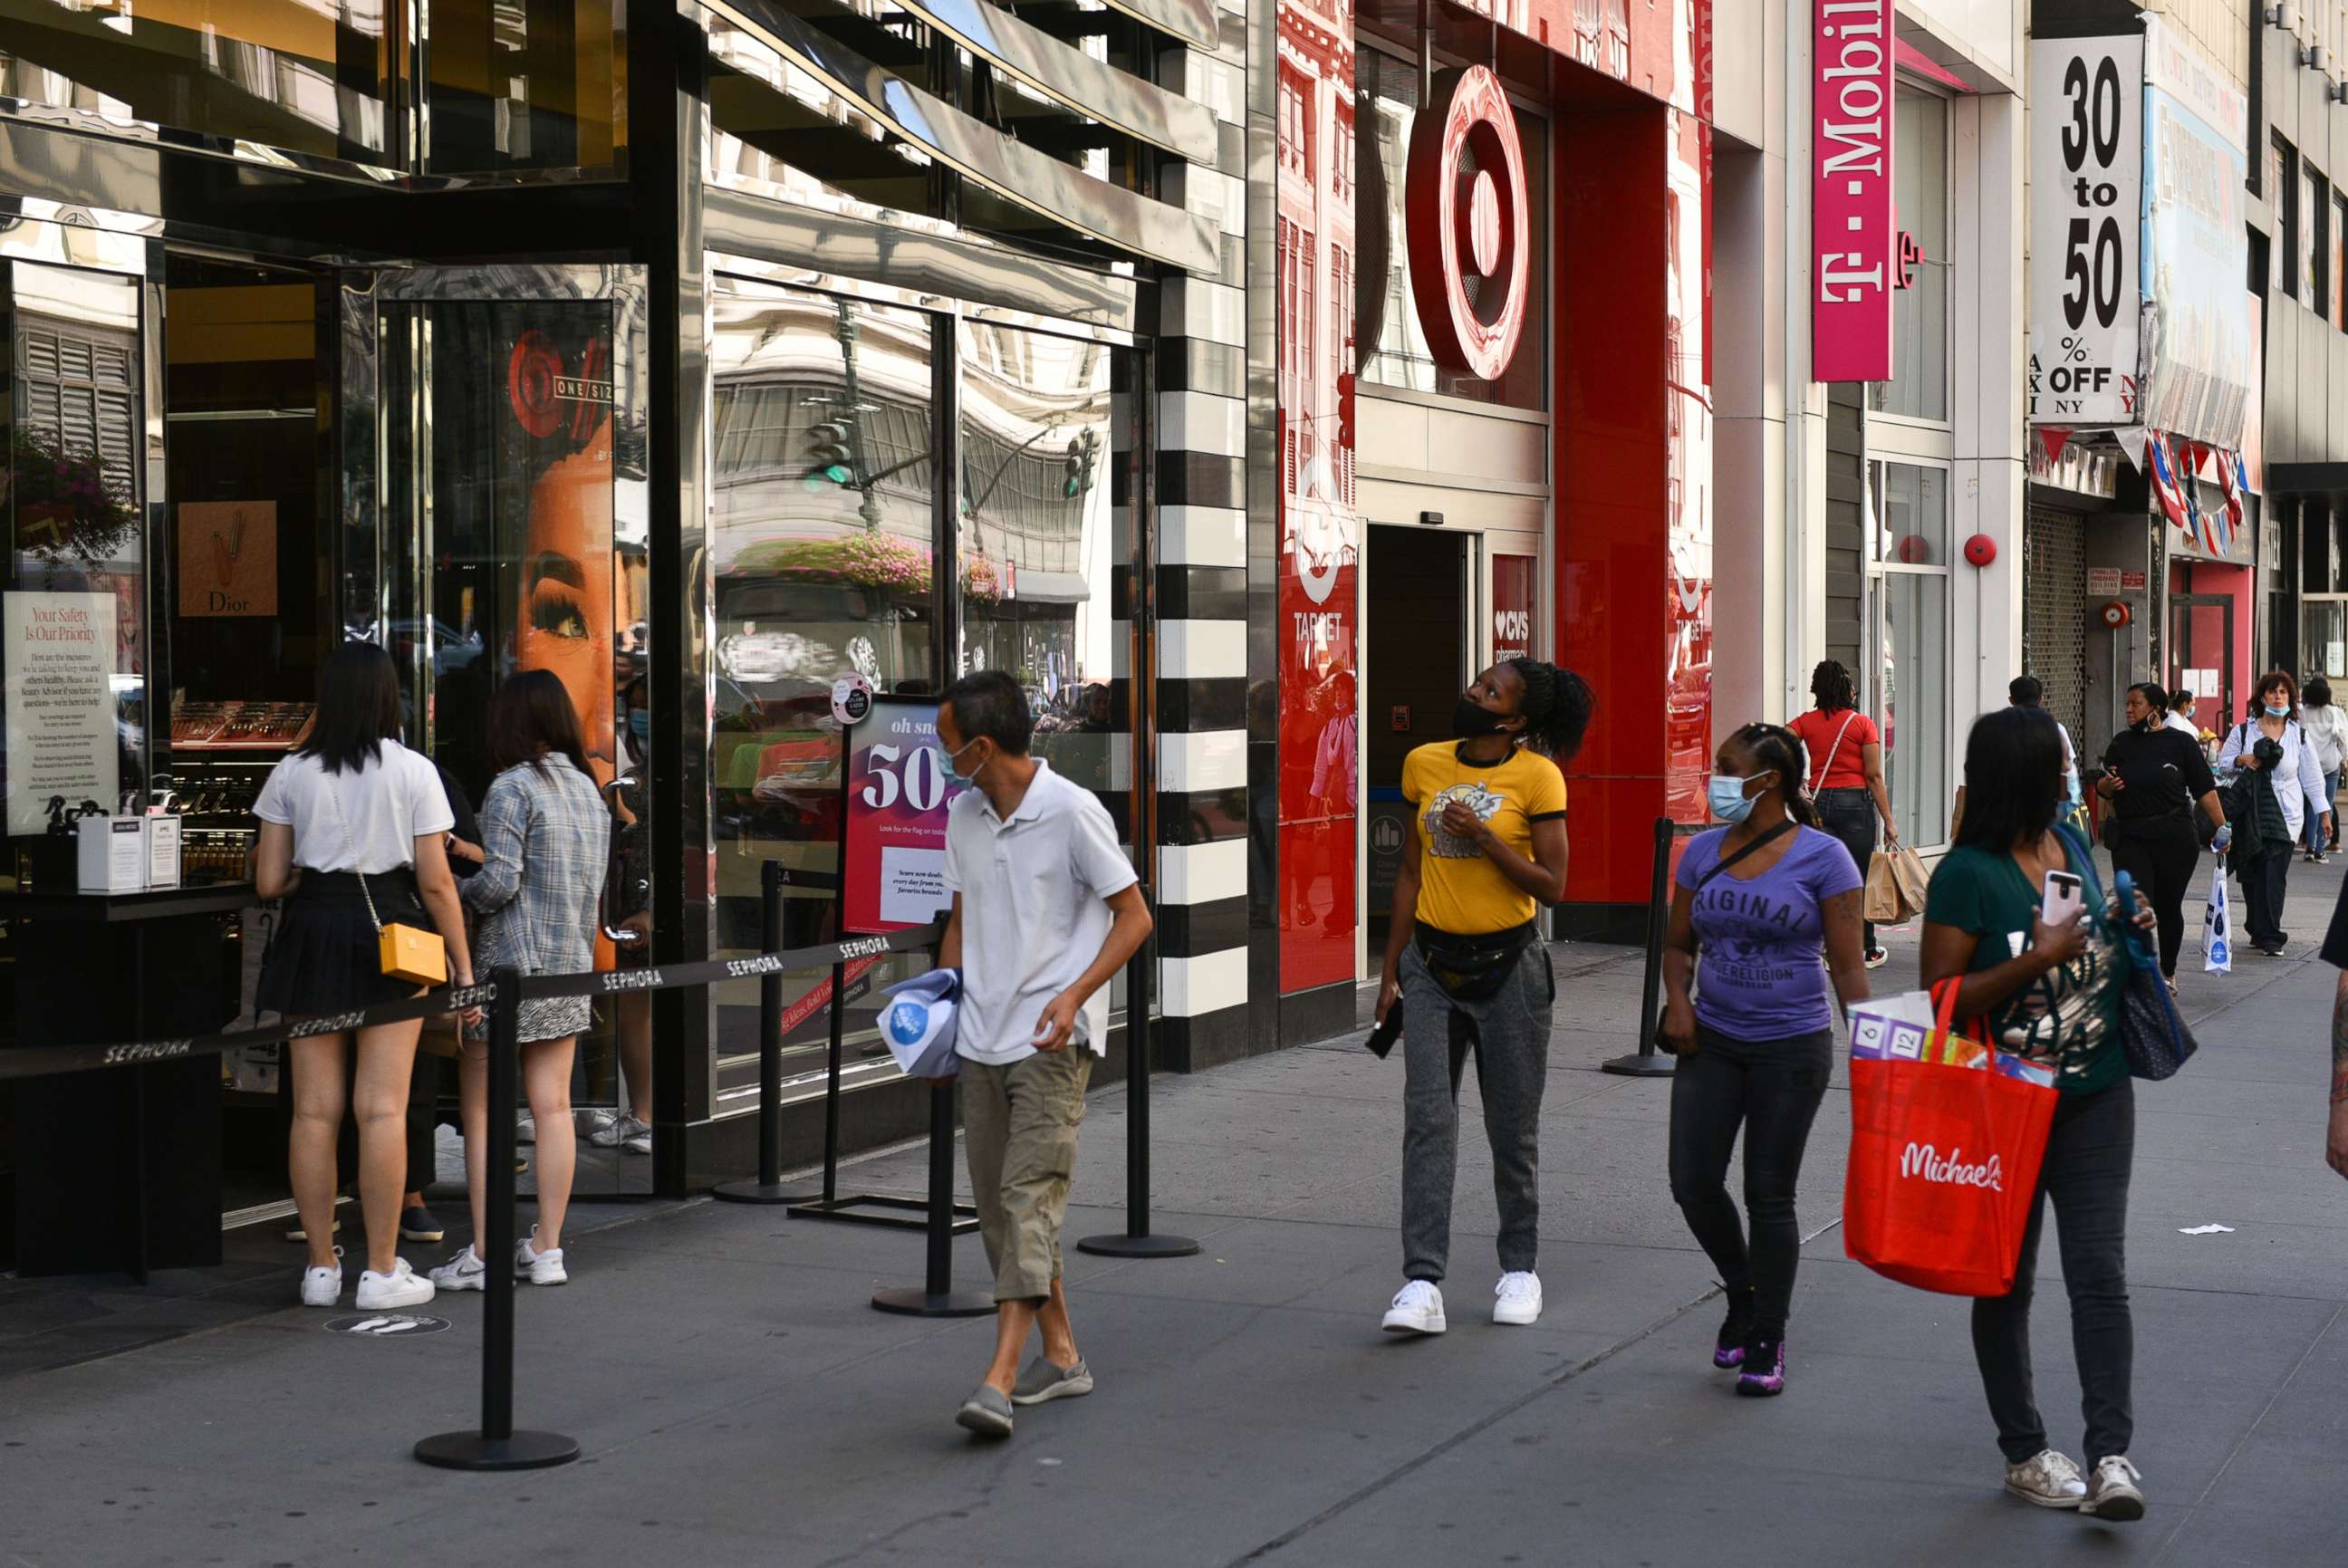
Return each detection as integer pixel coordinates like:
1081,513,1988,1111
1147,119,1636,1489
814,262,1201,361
1135,1,1254,1070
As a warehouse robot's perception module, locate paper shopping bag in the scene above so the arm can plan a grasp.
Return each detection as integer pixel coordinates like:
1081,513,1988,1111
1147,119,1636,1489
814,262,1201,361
1843,982,2058,1296
1862,851,1906,924
1888,846,1932,920
2202,864,2233,974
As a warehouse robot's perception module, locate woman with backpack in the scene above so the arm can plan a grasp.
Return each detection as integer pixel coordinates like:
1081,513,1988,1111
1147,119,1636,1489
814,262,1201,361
1372,658,1592,1337
1658,723,1871,1396
1786,661,1899,968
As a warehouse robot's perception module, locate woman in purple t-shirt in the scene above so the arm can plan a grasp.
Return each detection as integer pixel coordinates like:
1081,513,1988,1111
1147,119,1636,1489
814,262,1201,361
1659,722,1872,1396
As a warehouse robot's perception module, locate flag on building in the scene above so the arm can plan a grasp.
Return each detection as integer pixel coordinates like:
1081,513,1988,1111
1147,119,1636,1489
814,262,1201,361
2215,447,2246,556
2148,431,2191,540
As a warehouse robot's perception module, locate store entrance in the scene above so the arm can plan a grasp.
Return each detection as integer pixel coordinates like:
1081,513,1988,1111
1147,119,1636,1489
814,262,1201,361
2170,592,2236,740
1363,524,1469,953
364,270,653,1198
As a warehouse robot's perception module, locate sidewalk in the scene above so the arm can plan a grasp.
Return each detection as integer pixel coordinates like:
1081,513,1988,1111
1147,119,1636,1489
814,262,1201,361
4,853,2344,1567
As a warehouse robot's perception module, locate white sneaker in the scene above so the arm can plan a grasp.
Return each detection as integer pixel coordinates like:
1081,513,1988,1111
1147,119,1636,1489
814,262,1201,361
576,1107,618,1137
2081,1456,2145,1521
515,1226,568,1286
355,1257,435,1310
592,1111,653,1152
1493,1271,1544,1325
429,1246,488,1292
515,1111,536,1145
2004,1448,2088,1509
1381,1280,1446,1335
299,1246,344,1307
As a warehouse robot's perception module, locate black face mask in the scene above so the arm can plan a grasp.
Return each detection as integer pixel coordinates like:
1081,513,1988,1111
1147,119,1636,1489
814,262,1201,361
1452,697,1510,739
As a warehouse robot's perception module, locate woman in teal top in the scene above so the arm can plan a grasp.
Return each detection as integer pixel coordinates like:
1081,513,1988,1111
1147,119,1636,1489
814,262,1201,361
1920,706,2155,1524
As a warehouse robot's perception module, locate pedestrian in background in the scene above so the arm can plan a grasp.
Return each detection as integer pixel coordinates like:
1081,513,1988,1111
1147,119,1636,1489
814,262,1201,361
1920,705,2155,1522
2163,687,2202,742
2319,871,2348,1179
937,670,1153,1439
2218,672,2331,957
1786,660,1898,968
1659,722,1869,1397
2096,682,2228,993
2298,676,2344,863
253,641,476,1312
1374,659,1590,1337
431,671,610,1293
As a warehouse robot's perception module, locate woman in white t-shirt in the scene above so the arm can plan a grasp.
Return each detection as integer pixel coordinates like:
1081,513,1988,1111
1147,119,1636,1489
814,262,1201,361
253,641,476,1312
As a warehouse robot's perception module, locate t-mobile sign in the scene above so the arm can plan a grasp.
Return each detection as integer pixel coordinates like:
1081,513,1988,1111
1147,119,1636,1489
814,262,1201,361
1813,0,1896,382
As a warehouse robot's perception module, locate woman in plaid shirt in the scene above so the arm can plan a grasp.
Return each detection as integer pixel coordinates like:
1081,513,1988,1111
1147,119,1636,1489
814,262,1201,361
432,671,611,1291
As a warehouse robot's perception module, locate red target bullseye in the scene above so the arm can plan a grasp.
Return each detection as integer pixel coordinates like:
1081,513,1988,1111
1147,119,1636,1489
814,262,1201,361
1405,65,1529,382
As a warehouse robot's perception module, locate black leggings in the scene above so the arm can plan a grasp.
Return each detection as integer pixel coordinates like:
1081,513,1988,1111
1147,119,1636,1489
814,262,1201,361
2105,818,2199,977
1668,1024,1834,1340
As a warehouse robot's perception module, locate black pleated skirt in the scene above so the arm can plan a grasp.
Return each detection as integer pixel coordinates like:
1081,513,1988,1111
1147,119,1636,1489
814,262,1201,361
256,869,434,1017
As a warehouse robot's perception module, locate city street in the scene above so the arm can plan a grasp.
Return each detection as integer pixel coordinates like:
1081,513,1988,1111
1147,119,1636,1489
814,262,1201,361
5,853,2344,1568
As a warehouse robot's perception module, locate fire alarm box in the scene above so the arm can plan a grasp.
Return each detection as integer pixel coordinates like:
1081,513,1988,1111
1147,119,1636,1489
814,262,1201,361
2098,600,2131,629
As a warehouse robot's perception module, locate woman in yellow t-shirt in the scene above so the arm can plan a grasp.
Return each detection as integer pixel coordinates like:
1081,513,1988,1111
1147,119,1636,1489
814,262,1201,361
1373,657,1591,1337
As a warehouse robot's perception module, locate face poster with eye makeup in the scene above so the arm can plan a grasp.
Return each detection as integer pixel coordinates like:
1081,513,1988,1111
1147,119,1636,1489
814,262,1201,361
501,321,626,794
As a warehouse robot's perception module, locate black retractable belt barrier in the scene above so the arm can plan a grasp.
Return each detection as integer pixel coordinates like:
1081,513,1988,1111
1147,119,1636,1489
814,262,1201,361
415,967,581,1472
1602,816,1678,1078
1080,925,1198,1259
714,860,795,1204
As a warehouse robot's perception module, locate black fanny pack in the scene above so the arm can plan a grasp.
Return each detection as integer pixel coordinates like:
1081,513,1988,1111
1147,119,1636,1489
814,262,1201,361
1414,919,1535,1001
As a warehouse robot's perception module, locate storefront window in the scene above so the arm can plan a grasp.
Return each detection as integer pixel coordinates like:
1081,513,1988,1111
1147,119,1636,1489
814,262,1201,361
707,281,938,1074
1870,461,1949,847
957,322,1118,792
1356,48,1546,409
3,262,149,851
1869,87,1949,423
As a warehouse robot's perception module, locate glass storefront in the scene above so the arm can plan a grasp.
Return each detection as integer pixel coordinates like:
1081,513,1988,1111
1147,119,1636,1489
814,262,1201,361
1869,459,1950,848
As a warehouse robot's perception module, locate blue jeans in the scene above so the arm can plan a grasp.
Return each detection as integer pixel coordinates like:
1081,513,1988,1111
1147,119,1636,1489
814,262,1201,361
2304,770,2338,852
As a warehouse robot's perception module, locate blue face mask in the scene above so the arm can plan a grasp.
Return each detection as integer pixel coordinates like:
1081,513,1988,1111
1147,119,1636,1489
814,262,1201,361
2267,703,2291,718
1708,774,1762,824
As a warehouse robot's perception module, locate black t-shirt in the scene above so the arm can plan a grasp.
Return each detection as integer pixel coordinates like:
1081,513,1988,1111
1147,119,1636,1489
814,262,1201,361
2100,724,2217,823
435,763,483,880
2323,876,2348,968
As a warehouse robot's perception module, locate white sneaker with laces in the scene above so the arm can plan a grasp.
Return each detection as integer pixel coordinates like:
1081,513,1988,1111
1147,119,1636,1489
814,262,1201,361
1863,948,1891,970
355,1257,434,1310
592,1111,653,1151
1493,1271,1544,1325
429,1246,488,1292
299,1246,344,1307
576,1107,618,1137
2004,1448,2088,1509
1381,1279,1446,1335
515,1111,536,1145
515,1226,568,1286
2081,1456,2145,1521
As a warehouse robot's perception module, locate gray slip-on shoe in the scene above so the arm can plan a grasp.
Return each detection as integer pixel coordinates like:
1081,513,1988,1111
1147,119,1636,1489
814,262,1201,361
1010,1356,1094,1407
955,1383,1015,1438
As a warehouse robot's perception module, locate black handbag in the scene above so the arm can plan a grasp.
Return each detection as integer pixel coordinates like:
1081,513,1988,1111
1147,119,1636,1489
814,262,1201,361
1413,919,1536,1002
2060,824,2198,1081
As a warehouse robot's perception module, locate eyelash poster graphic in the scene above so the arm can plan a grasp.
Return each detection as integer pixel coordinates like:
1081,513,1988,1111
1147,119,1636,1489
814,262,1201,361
504,323,621,790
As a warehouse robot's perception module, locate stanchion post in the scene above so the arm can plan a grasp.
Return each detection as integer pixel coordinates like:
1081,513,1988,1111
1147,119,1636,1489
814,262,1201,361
716,861,795,1204
871,1079,995,1316
416,971,581,1470
1079,924,1199,1258
1602,817,1678,1078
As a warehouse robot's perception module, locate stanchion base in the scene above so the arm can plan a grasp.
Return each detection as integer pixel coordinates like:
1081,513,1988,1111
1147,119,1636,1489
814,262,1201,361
871,1286,996,1317
1601,1052,1677,1078
712,1180,810,1205
1076,1230,1201,1259
413,1429,582,1471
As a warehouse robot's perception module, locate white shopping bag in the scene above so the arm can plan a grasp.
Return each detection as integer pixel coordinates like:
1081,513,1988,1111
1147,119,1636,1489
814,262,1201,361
878,968,961,1078
2202,864,2233,974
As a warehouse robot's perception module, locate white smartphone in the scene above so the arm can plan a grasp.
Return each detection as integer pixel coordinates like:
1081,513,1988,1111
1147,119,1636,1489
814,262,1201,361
2040,869,2085,928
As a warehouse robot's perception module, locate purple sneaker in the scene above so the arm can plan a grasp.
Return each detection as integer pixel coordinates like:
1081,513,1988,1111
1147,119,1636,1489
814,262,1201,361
1713,1289,1755,1370
1736,1338,1785,1397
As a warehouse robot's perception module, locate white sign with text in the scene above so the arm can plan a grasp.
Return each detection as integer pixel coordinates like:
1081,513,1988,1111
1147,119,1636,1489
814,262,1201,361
5,591,120,836
2027,34,2143,427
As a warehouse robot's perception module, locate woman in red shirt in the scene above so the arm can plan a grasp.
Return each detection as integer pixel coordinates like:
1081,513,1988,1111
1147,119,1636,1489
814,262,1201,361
1785,660,1900,967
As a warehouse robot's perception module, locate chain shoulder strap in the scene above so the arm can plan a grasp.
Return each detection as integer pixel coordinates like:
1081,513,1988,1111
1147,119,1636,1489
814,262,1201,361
326,762,385,935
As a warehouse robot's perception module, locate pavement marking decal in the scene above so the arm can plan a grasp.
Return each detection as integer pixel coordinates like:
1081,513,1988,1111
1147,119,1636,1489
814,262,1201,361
323,1313,453,1338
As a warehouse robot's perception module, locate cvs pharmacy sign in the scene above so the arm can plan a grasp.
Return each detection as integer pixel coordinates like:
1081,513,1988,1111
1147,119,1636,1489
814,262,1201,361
1813,0,1896,381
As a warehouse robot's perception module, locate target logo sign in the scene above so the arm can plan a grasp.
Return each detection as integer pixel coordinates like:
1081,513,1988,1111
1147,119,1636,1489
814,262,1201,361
1405,66,1530,382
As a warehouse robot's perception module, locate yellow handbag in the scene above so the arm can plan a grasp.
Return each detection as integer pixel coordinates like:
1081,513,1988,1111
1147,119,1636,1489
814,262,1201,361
361,870,448,986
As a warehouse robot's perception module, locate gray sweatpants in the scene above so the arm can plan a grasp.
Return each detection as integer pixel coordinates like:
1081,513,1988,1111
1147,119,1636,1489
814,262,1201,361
1399,938,1554,1284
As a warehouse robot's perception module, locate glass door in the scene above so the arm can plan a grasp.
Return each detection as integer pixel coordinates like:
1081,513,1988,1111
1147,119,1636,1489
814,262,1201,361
353,267,653,1196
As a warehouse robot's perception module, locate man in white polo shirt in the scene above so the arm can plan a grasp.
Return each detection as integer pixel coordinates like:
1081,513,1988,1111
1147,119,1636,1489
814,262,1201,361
936,670,1153,1438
